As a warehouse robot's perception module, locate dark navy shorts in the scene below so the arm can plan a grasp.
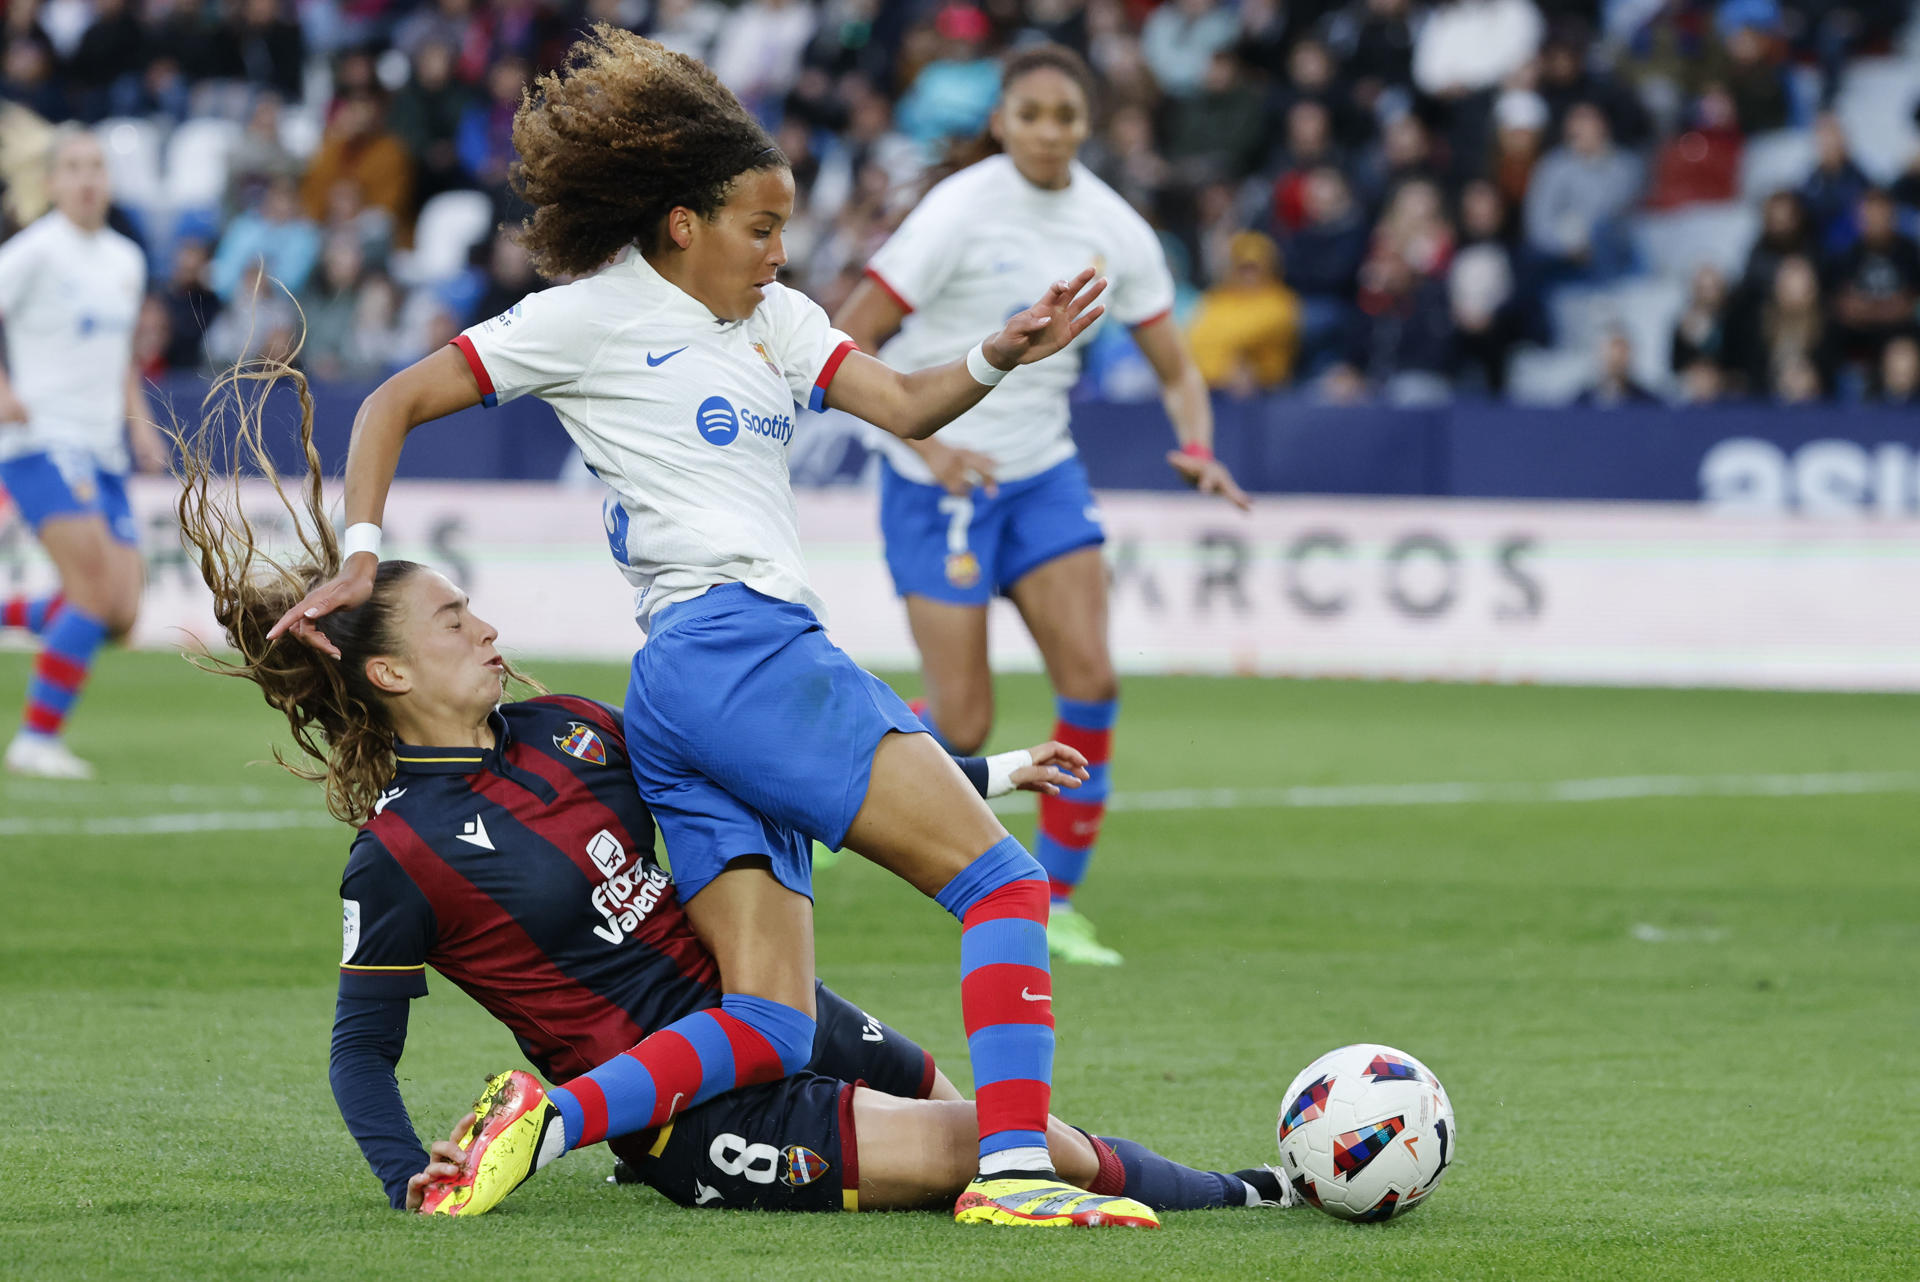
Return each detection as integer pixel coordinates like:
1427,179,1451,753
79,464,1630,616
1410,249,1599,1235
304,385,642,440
878,455,1105,605
608,982,935,1212
623,584,926,900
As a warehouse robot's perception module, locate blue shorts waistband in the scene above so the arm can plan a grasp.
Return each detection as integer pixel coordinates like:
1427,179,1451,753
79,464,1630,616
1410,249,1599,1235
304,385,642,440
649,583,817,638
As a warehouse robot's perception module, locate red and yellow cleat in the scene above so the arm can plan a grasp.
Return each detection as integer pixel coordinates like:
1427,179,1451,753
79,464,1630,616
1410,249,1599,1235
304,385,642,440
419,1070,566,1217
954,1176,1161,1228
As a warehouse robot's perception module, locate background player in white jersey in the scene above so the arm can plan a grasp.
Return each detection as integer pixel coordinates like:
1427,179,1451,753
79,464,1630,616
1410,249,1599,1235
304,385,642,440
273,28,1149,1228
836,46,1250,966
0,127,162,779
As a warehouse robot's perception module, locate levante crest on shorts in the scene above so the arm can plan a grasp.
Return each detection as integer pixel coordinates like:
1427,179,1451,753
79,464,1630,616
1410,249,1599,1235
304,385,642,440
554,722,607,765
781,1145,829,1187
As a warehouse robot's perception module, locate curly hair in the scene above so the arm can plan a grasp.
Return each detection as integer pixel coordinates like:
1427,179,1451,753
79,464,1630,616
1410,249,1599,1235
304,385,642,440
172,329,541,825
511,24,785,278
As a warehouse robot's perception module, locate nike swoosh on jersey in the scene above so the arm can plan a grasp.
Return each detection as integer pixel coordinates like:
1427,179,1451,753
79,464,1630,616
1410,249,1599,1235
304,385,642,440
646,347,689,366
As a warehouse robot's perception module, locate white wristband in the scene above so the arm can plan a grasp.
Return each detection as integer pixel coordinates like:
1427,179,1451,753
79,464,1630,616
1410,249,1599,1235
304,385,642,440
983,748,1033,798
966,341,1009,387
341,523,382,562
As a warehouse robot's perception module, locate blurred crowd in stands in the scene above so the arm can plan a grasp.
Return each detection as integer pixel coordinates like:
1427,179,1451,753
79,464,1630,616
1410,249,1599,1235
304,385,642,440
6,0,1920,406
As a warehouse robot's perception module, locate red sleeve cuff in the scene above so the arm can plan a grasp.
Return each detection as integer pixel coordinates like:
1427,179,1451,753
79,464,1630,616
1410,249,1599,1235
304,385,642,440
1131,307,1173,331
450,335,498,407
862,267,914,315
809,339,858,412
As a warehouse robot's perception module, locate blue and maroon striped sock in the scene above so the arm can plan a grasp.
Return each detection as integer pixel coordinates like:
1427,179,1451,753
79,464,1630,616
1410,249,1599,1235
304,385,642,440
936,836,1055,1175
1035,696,1116,905
548,993,815,1150
0,593,61,635
23,605,105,738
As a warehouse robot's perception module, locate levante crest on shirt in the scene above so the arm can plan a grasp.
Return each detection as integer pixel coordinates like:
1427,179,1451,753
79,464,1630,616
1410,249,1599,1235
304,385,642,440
781,1145,829,1187
554,722,607,765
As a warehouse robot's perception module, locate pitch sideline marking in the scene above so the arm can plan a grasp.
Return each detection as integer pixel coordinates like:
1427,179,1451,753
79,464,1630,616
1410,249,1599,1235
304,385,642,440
995,770,1920,815
4,770,1916,837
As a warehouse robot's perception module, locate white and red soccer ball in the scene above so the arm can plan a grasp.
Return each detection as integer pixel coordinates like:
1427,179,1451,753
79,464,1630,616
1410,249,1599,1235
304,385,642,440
1276,1043,1455,1222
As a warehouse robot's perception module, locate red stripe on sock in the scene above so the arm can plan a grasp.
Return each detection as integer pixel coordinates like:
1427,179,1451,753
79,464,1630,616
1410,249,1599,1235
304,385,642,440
961,962,1055,1036
35,650,87,691
975,1078,1051,1146
24,703,61,734
1085,1134,1127,1196
626,1030,702,1128
1053,721,1111,763
1,600,22,629
1048,879,1075,902
961,876,1049,927
714,1010,787,1087
567,1076,611,1147
1039,795,1105,850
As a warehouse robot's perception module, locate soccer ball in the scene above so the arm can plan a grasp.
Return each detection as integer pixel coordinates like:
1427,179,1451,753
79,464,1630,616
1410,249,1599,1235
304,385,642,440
1276,1043,1454,1222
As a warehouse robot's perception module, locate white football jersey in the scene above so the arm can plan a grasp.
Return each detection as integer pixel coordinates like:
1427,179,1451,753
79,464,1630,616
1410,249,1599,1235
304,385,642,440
0,212,145,471
863,155,1174,484
455,252,856,632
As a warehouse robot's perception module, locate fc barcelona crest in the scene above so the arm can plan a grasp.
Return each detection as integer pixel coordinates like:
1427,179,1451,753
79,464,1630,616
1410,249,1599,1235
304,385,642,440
554,722,607,765
781,1145,829,1187
945,551,980,589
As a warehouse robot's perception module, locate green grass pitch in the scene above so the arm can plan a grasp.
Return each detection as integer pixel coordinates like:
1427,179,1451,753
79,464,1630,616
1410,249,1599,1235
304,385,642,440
2,650,1916,1280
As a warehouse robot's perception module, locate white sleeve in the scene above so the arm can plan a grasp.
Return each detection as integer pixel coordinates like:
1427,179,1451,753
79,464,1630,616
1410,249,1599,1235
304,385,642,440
452,286,600,406
758,283,858,411
863,181,968,314
1108,209,1177,328
0,225,45,318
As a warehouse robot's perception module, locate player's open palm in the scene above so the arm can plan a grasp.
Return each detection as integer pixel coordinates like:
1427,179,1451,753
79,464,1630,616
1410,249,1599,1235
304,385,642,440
1166,450,1252,511
268,559,378,658
1011,740,1090,795
985,268,1107,370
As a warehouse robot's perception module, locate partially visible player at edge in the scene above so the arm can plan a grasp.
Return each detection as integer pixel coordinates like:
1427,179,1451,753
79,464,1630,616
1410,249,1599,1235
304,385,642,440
0,127,165,779
836,45,1251,967
272,28,1125,1226
168,378,1290,1220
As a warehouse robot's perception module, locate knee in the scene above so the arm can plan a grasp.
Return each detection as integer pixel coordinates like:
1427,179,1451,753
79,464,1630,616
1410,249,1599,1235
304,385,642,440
939,710,992,757
1056,667,1119,708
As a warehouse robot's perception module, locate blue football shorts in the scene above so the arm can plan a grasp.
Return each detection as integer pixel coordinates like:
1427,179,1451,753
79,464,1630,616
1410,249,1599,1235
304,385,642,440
877,455,1106,605
606,981,936,1212
0,448,138,546
623,584,926,901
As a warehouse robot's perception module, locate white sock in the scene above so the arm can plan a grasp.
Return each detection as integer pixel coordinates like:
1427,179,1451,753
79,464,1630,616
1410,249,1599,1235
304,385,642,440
978,1146,1054,1178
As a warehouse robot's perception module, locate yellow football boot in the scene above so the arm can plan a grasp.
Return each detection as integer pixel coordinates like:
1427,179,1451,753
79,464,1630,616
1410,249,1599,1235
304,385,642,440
954,1176,1160,1228
420,1070,566,1217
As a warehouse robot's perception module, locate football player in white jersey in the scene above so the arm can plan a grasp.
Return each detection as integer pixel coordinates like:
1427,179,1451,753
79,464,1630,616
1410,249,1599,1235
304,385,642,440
836,46,1250,966
271,28,1155,1229
0,127,162,779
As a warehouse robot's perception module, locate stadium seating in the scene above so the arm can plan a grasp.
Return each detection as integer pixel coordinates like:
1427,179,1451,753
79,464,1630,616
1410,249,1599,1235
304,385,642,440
162,118,242,215
397,190,496,287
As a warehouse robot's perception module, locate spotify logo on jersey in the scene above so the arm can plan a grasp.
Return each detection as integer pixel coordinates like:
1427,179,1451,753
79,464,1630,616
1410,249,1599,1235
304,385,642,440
696,396,740,446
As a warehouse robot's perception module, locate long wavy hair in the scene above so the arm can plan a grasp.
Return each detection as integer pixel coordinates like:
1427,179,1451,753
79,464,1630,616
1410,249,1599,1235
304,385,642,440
172,342,540,824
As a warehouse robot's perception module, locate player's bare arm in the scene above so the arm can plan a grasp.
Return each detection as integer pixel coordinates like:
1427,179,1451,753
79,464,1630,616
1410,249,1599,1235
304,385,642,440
125,364,167,474
267,346,483,654
1131,315,1250,511
825,268,1106,441
837,279,1002,495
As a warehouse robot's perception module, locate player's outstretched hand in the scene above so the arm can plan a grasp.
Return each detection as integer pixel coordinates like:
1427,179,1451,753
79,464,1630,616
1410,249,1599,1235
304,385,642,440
983,268,1108,371
267,555,379,658
1166,450,1252,512
404,1111,477,1212
1011,740,1090,795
